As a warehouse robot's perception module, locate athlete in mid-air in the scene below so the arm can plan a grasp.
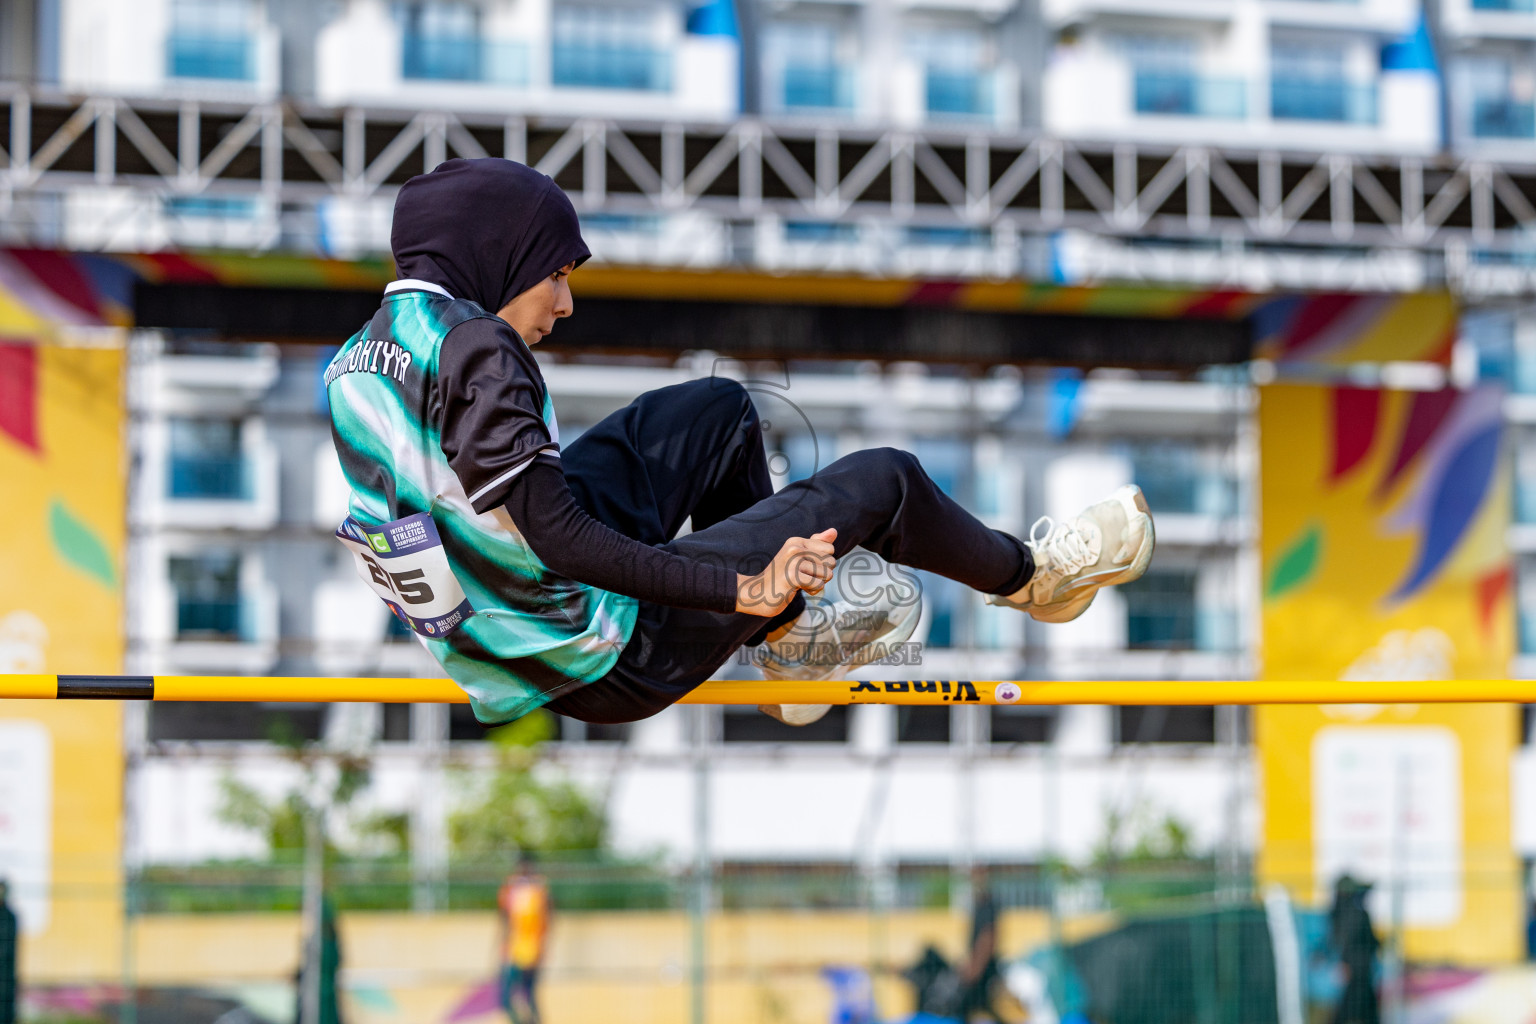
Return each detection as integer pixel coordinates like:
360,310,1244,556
326,158,1154,728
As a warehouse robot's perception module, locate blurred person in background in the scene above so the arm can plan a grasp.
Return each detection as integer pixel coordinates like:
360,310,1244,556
1526,890,1536,961
1329,876,1380,1024
957,866,1008,1023
0,879,15,1024
294,895,344,1024
327,158,1154,734
1523,884,1536,964
496,852,551,1024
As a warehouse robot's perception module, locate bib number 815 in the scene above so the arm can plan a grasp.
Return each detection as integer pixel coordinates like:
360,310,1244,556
360,555,436,605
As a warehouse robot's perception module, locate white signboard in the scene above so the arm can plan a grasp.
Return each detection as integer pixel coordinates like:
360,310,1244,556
1313,725,1461,927
0,720,52,933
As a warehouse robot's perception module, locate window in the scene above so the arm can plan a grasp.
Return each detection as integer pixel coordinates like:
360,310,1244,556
910,438,966,497
167,418,247,499
722,704,849,742
1116,34,1245,119
552,6,670,91
906,226,991,248
1124,569,1197,650
1130,444,1236,517
449,702,491,741
1520,587,1536,655
765,22,854,111
399,1,480,81
762,430,821,485
149,702,325,742
909,28,993,119
1122,35,1195,114
1463,58,1536,139
1116,705,1216,744
897,707,950,743
990,707,1056,744
579,213,661,234
165,196,260,219
783,222,859,246
1270,42,1375,124
167,0,257,81
169,551,243,640
1516,450,1536,526
1463,310,1519,389
381,702,412,742
919,573,956,648
396,1,528,85
561,719,634,742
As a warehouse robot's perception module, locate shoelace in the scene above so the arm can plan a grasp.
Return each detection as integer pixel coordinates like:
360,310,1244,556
1028,515,1096,580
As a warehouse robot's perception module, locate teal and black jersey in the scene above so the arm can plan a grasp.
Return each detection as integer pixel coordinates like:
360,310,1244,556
325,280,638,722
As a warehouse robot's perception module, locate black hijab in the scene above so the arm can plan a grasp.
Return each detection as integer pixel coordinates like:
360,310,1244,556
390,158,591,313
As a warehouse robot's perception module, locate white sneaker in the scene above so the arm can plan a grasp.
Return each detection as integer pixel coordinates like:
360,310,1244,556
759,702,839,727
757,590,922,726
986,485,1155,624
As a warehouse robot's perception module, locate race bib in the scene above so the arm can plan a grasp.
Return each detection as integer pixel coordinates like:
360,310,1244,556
336,513,474,638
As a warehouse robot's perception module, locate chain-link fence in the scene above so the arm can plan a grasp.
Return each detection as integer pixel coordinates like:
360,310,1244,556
12,857,1531,1024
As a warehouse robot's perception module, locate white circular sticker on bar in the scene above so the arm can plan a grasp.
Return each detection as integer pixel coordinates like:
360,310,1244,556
994,682,1021,704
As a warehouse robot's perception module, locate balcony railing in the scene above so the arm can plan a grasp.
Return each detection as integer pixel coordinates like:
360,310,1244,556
166,34,255,81
402,36,529,85
176,598,244,639
551,44,671,91
167,454,249,500
1133,71,1246,119
1472,97,1536,139
781,65,856,112
925,69,994,120
1270,77,1378,124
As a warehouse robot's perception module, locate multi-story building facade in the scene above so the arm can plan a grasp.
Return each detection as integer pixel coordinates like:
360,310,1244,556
4,0,1536,892
122,332,1256,877
1042,0,1439,152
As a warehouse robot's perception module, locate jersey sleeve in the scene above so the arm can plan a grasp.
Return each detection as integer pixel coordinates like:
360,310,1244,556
437,317,561,514
504,460,740,613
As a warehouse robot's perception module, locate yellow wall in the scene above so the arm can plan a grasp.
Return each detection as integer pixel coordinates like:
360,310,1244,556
128,909,1052,1024
0,341,127,980
1257,383,1521,965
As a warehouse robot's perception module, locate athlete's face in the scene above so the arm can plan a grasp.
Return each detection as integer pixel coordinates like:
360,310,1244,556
496,263,576,345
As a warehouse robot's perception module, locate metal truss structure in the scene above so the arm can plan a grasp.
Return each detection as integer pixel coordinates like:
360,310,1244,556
3,86,1535,293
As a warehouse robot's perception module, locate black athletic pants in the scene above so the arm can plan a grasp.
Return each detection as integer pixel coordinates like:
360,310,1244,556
544,377,1033,724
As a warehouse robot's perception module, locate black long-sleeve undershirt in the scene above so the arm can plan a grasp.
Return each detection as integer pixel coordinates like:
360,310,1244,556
503,459,740,613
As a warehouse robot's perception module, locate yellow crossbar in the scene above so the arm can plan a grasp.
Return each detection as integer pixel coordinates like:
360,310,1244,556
0,675,1532,705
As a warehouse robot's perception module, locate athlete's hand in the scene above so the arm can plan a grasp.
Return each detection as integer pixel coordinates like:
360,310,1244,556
735,529,837,617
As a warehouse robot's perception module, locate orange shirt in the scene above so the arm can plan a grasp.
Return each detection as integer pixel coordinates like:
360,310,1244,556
499,877,549,968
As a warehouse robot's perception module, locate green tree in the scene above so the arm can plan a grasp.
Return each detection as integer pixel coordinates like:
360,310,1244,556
449,710,607,856
1090,802,1212,911
214,724,371,856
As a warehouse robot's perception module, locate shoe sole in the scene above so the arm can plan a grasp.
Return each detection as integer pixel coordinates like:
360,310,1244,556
1030,485,1156,624
758,702,833,726
768,595,924,682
